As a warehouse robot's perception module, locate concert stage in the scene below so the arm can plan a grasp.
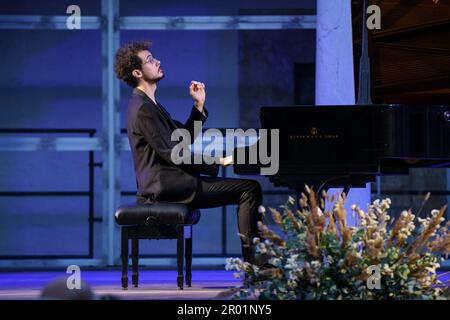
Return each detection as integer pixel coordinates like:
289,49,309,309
0,269,242,300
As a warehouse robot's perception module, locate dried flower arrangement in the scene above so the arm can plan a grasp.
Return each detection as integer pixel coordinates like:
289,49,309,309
226,187,450,300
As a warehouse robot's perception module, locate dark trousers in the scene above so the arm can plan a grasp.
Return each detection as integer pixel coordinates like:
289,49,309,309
188,176,263,263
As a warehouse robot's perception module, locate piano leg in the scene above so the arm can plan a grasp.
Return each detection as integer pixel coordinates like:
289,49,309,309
296,191,301,211
342,186,350,197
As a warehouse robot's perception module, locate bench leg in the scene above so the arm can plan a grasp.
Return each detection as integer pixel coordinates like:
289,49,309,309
121,227,129,290
176,225,184,290
131,238,139,288
185,226,192,287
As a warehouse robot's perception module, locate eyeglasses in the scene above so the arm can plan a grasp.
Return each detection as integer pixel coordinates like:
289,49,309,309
143,54,157,65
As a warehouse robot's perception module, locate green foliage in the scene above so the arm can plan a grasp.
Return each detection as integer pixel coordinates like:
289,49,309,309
226,191,450,300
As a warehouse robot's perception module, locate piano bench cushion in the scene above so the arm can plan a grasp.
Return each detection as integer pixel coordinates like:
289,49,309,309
114,203,200,226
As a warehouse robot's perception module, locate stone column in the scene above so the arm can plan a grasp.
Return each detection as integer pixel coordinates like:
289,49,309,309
315,0,371,224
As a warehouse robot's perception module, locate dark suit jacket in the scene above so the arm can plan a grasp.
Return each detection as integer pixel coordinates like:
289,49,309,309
127,88,220,204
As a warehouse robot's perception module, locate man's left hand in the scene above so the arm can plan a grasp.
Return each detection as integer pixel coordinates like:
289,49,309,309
219,155,234,167
189,80,206,111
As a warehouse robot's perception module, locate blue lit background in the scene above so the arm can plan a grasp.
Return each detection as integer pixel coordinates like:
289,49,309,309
0,0,315,264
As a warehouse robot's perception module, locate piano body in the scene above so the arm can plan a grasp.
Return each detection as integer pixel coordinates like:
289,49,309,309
233,0,450,196
235,104,450,194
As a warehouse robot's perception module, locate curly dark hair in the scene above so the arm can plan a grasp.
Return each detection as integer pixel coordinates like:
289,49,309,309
114,40,152,88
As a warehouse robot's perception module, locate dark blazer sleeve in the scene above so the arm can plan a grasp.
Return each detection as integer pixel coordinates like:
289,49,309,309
174,106,208,143
137,103,220,177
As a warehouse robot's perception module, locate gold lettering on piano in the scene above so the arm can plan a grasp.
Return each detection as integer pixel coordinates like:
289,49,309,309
289,127,339,140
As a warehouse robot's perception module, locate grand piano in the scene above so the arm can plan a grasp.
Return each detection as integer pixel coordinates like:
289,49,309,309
233,0,450,196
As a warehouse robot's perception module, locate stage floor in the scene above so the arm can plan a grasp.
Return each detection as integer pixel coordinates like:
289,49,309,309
0,270,242,300
1,270,448,300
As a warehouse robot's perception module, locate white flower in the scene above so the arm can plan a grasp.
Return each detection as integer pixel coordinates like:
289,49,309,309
316,207,324,217
327,255,334,264
418,217,431,229
269,258,282,267
287,196,296,205
380,199,391,210
425,266,437,273
256,242,267,254
258,205,266,214
431,209,440,217
286,255,299,269
382,264,393,275
355,207,365,218
287,279,298,289
225,257,244,271
425,262,441,274
288,271,299,281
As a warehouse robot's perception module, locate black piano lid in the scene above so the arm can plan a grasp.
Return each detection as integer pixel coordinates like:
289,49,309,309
259,104,450,160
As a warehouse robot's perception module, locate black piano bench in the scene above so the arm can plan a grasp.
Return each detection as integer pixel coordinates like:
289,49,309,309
114,203,200,290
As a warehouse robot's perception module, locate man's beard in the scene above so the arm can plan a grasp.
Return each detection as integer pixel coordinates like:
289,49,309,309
143,72,165,84
155,73,165,82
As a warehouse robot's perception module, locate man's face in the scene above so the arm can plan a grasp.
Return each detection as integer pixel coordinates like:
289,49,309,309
136,50,164,84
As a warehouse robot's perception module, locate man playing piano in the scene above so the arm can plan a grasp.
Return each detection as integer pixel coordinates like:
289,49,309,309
114,40,263,264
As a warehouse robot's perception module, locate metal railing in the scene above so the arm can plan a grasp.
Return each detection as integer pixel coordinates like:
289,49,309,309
0,128,101,259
